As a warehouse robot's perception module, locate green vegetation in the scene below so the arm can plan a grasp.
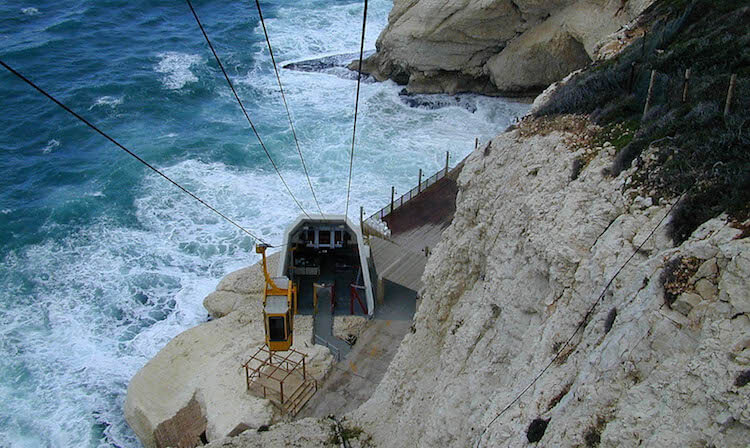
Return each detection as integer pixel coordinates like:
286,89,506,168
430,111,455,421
660,256,701,307
536,0,750,244
326,423,372,446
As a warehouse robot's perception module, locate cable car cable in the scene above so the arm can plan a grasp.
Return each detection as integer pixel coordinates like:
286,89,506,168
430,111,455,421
186,0,312,220
253,0,325,218
0,59,272,247
344,0,368,218
474,186,692,447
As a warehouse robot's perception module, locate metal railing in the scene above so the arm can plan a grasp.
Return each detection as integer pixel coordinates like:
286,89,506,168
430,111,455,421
314,334,341,362
368,165,449,222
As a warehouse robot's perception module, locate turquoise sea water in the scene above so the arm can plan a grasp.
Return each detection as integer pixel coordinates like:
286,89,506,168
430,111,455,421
0,1,527,446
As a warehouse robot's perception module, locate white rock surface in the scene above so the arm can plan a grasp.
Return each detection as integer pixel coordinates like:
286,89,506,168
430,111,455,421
125,252,332,448
365,0,655,93
348,128,749,447
204,120,749,447
333,315,368,342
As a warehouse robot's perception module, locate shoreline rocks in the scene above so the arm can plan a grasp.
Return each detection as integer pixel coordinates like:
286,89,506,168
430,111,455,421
361,0,656,95
125,252,333,448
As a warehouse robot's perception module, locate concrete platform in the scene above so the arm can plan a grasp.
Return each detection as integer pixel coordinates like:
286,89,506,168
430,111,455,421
297,281,416,419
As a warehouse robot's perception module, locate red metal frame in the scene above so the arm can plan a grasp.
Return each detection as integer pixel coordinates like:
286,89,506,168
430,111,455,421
349,284,367,315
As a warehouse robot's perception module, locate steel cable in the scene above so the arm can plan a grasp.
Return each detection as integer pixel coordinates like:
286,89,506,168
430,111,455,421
475,187,692,447
344,0,368,218
0,59,272,247
186,0,311,220
253,0,325,218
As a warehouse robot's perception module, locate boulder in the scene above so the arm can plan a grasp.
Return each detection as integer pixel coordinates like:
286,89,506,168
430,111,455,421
672,292,702,316
364,0,655,94
124,303,273,448
217,251,280,296
125,252,332,448
486,26,591,93
204,291,246,319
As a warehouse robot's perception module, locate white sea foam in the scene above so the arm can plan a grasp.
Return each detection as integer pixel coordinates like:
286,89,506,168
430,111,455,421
89,96,123,109
41,139,60,153
21,7,40,15
1,209,10,214
155,52,202,90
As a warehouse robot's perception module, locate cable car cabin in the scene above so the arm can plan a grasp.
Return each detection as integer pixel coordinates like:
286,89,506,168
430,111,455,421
278,214,375,319
256,244,298,351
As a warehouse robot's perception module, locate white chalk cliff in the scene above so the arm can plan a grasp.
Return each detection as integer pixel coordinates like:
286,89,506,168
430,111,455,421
203,120,750,447
363,0,655,93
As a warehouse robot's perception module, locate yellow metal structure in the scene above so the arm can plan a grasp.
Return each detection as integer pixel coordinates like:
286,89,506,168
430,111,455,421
256,244,298,351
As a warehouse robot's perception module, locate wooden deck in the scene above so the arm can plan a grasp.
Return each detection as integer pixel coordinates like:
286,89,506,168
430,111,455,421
369,163,463,292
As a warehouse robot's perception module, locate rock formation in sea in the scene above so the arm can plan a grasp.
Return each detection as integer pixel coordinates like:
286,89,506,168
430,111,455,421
361,0,656,94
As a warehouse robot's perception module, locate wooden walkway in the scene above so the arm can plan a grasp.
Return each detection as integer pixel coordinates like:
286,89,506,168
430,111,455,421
368,163,463,292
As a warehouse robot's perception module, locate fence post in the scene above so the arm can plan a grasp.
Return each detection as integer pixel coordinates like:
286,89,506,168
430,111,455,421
445,151,450,175
359,206,364,232
724,73,737,118
643,69,657,119
475,138,478,149
391,185,396,213
418,169,422,194
681,68,691,103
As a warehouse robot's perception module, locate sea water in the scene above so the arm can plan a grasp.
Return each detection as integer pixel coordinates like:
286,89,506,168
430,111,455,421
0,0,528,446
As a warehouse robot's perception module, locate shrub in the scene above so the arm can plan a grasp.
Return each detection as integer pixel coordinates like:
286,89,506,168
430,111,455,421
535,0,750,243
660,256,701,306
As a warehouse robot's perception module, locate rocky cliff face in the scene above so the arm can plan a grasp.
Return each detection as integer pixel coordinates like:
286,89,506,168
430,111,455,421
205,117,750,447
362,0,655,94
349,121,750,447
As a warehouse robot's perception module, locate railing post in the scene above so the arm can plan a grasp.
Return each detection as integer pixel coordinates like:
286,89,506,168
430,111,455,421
725,73,737,118
280,382,284,404
643,69,657,119
418,169,422,194
681,68,691,103
445,151,449,175
245,364,249,390
391,185,396,213
302,357,306,380
359,206,363,232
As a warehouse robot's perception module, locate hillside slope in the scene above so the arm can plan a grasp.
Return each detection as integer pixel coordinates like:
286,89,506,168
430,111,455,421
204,2,749,447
